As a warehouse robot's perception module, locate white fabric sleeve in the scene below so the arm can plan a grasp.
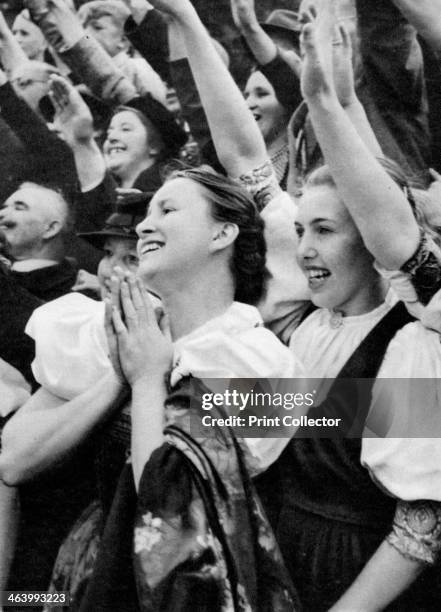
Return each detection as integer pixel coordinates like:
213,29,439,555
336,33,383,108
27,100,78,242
362,321,441,502
25,293,112,400
258,191,310,343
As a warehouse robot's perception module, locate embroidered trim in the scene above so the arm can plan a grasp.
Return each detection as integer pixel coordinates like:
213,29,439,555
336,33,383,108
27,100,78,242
400,231,441,305
270,144,289,186
387,500,441,565
237,161,281,211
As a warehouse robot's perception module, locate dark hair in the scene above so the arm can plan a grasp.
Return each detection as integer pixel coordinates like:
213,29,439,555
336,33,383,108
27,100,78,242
168,167,267,305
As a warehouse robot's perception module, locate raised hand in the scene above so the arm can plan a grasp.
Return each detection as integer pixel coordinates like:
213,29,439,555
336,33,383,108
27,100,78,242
49,74,94,146
143,0,192,19
120,0,153,25
0,11,11,40
46,0,84,48
300,0,339,102
107,271,173,385
332,23,356,108
230,0,257,31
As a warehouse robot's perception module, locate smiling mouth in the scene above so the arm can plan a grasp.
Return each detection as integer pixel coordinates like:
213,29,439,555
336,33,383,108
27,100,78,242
139,241,164,256
305,268,331,288
107,146,127,155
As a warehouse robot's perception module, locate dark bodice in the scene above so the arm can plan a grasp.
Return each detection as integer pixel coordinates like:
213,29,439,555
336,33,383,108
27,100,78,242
254,302,441,611
95,402,131,518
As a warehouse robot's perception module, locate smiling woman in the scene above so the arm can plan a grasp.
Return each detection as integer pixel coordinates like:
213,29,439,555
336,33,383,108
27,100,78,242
244,70,292,186
295,166,384,316
137,167,267,309
103,108,165,189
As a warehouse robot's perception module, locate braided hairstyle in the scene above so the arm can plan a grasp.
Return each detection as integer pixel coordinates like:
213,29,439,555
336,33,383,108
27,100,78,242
168,166,268,305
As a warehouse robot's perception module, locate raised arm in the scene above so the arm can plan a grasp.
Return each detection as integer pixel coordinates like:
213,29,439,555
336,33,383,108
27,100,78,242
0,11,29,76
301,1,419,270
231,0,278,66
0,67,77,195
123,0,170,83
0,373,127,485
25,0,137,104
392,0,441,53
148,0,266,177
49,75,106,191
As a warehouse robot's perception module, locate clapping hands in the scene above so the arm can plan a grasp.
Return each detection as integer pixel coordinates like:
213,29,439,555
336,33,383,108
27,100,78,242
104,269,173,386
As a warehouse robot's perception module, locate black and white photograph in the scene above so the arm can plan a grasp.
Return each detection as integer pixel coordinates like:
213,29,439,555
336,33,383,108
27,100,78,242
1,0,441,610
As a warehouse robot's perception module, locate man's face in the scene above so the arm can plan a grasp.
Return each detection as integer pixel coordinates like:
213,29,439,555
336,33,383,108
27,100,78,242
0,186,57,260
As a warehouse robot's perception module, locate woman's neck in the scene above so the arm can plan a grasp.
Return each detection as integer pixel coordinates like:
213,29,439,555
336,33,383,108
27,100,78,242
266,131,288,158
159,274,235,340
119,158,156,189
332,276,388,318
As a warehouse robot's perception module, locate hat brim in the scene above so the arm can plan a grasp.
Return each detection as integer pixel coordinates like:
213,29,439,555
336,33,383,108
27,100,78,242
260,23,300,48
78,228,138,250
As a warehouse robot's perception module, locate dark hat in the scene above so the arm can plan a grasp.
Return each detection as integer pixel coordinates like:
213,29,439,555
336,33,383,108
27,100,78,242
260,10,301,49
78,191,154,249
121,95,188,158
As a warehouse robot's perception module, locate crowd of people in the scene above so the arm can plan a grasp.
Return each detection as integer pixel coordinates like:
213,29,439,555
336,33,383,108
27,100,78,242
1,0,441,610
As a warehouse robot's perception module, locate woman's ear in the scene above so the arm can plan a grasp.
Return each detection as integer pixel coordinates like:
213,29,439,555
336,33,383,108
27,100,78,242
210,222,239,253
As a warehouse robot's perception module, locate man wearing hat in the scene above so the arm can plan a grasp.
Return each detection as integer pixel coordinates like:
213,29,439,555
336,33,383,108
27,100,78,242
76,190,153,298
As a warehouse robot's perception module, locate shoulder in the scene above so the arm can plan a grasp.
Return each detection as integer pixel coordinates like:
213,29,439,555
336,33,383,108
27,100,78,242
172,303,303,383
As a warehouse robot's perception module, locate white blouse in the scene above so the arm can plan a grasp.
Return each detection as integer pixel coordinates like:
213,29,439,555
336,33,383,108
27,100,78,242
26,294,303,399
25,294,305,472
288,302,441,503
363,321,441,502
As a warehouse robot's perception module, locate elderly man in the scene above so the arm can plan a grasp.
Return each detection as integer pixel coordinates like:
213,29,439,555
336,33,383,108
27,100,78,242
0,181,77,301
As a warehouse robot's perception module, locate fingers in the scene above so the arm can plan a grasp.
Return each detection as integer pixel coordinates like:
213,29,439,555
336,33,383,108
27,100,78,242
49,75,71,110
120,280,139,331
104,288,127,338
159,312,172,341
112,306,127,338
300,22,316,56
104,298,115,338
109,274,121,314
128,275,145,315
136,277,157,325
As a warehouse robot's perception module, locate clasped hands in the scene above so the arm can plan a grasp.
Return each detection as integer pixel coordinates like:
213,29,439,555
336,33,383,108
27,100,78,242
104,268,173,386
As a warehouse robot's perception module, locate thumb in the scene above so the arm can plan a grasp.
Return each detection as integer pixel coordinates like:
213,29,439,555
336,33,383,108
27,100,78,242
159,312,172,341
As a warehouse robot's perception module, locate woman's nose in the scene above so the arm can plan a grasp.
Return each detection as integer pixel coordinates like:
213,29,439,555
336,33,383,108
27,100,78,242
246,96,257,110
297,233,318,261
136,216,155,238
